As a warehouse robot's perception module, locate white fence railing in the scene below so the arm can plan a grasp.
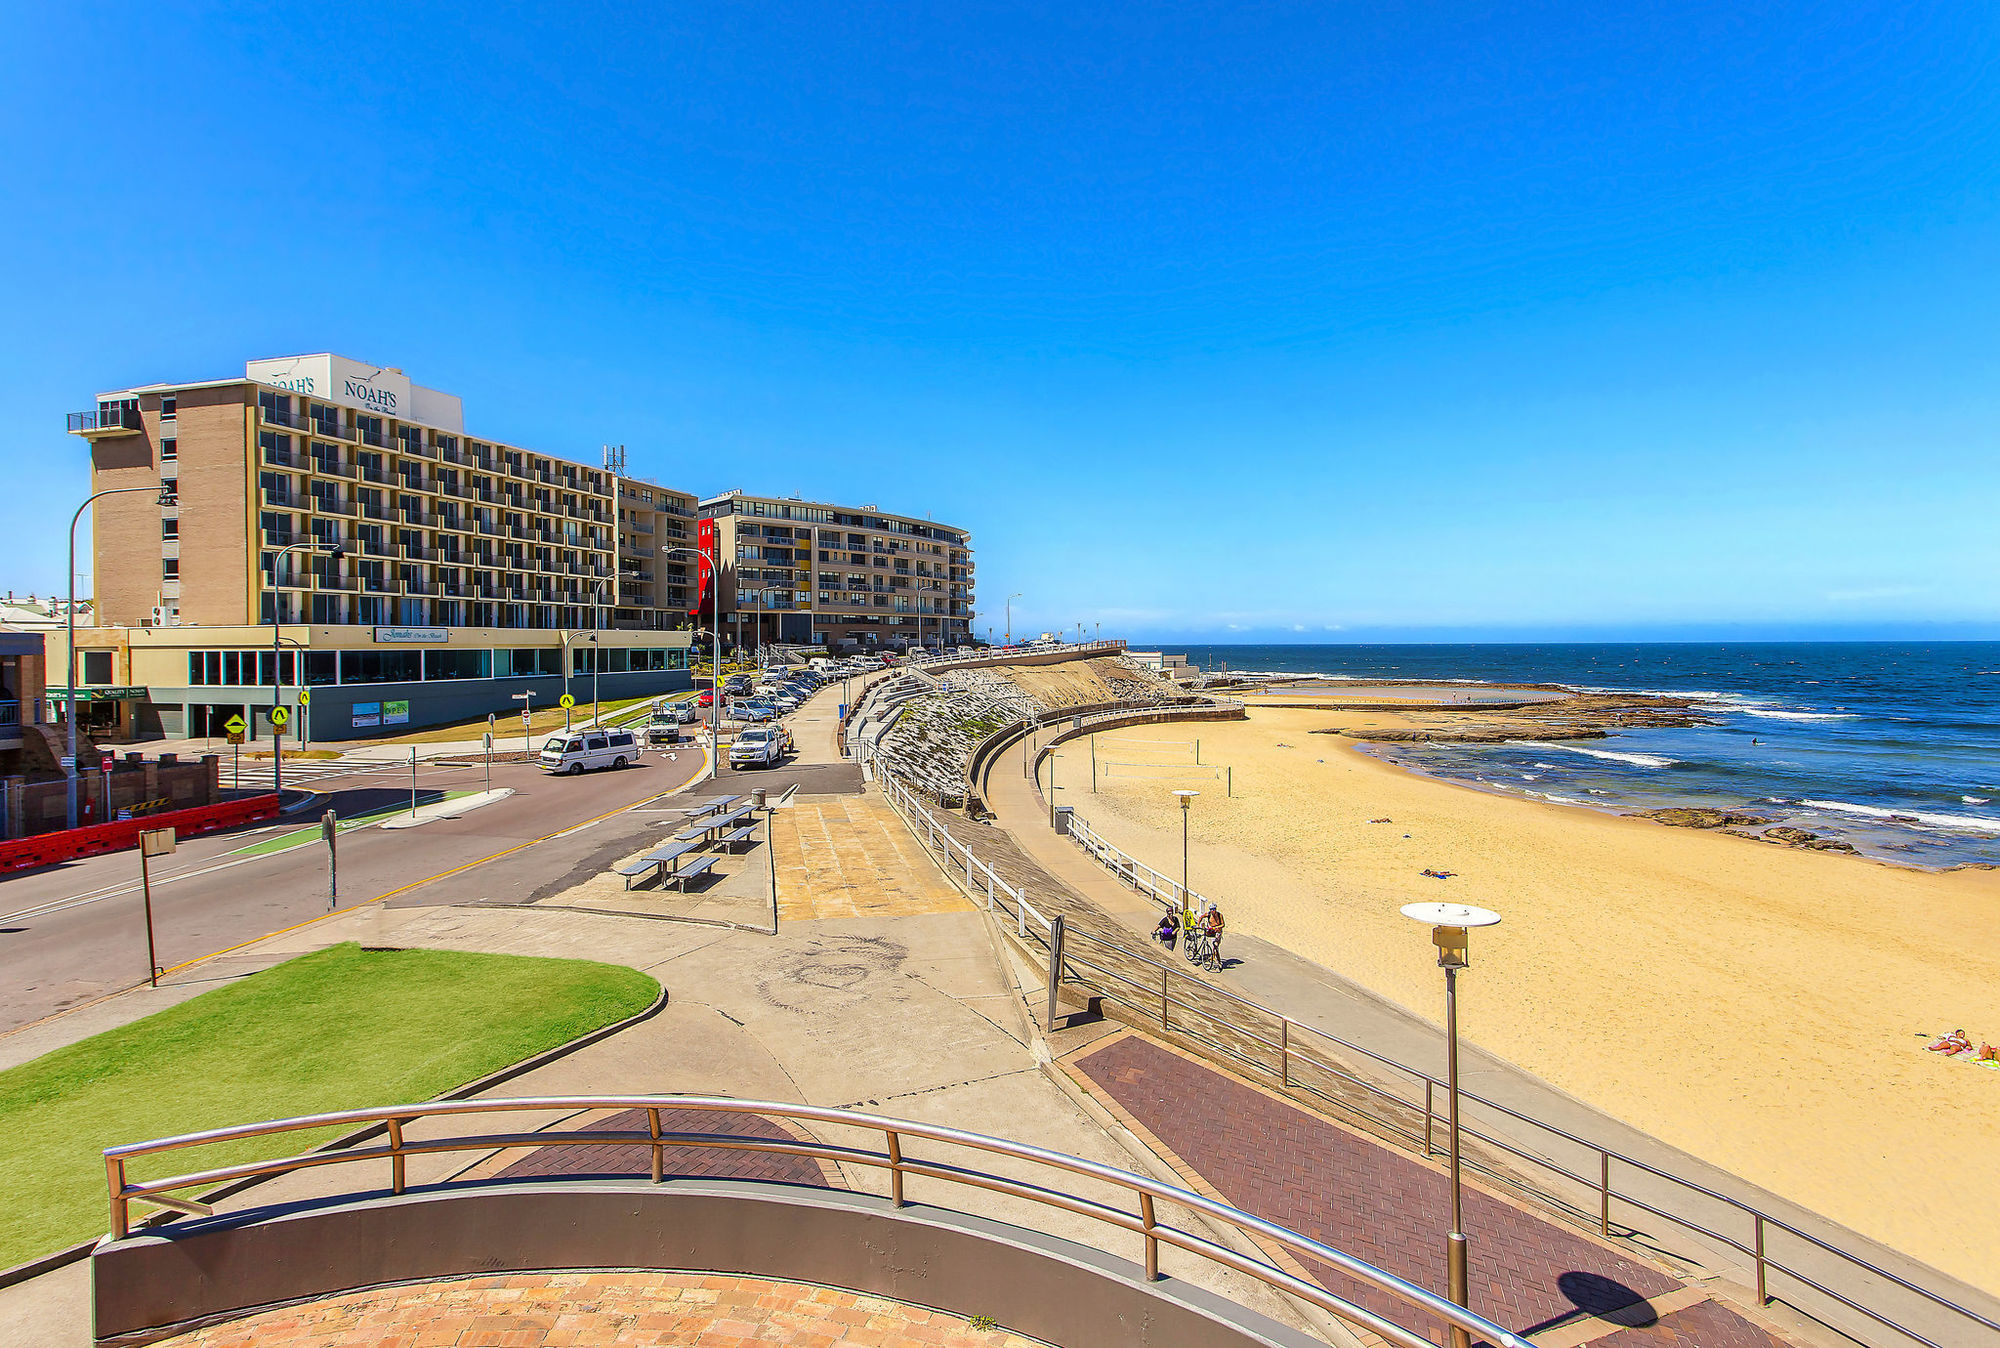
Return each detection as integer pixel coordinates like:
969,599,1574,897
877,769,1053,941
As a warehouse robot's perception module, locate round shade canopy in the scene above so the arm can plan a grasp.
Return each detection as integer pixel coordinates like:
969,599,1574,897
1400,902,1501,928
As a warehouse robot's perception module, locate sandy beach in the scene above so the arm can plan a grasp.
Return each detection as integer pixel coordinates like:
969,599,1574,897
1042,706,2000,1291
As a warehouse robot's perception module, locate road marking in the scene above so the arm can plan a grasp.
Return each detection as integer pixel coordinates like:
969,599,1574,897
153,771,708,978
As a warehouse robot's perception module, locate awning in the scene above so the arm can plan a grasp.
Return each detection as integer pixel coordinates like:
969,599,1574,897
46,687,147,701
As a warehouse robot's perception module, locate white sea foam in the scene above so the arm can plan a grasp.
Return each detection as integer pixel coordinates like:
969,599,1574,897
1739,708,1860,722
1966,796,1992,806
1799,800,2000,833
1515,741,1679,769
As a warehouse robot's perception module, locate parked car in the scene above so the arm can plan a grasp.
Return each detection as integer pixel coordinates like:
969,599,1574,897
735,701,778,722
729,726,785,769
540,729,640,775
673,701,699,724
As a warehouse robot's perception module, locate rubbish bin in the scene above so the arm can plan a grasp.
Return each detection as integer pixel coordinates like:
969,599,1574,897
1054,805,1074,836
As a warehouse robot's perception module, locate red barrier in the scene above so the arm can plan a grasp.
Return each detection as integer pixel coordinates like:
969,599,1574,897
0,795,284,873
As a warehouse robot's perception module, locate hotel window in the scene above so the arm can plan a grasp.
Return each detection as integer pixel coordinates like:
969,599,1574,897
160,395,177,419
163,559,179,581
160,437,177,461
162,518,179,540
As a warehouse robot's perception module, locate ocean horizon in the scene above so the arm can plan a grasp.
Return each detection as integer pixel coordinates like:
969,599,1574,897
1153,641,2000,868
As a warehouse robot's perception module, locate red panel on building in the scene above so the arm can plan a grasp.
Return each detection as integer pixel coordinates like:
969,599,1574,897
691,518,716,619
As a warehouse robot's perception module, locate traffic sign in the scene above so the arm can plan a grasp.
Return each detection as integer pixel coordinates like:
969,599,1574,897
223,714,247,736
300,690,311,706
559,693,575,709
270,707,290,727
59,755,75,769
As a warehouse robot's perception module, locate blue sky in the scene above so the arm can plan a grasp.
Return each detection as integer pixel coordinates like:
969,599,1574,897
2,3,1995,642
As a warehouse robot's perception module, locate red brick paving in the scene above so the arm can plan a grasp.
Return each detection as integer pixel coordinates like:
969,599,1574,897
1074,1033,1689,1344
1589,1301,1799,1348
158,1271,1049,1346
495,1107,833,1188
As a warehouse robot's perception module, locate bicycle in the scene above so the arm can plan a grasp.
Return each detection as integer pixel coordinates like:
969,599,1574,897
1186,928,1222,971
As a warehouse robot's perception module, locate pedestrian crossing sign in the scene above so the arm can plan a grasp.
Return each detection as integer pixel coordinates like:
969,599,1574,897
270,707,290,727
559,693,575,709
223,714,247,736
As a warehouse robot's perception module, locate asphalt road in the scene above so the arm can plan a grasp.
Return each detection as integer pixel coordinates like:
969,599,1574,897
0,747,710,1035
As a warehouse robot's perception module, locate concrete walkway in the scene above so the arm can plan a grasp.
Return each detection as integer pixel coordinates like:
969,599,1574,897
0,783,1313,1347
972,728,1998,1348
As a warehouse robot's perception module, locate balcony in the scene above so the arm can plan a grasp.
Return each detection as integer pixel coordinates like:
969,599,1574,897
311,457,359,480
308,419,356,442
312,497,359,518
259,489,303,511
360,575,400,595
358,463,394,485
257,404,302,430
67,405,144,439
360,427,388,448
261,444,306,469
400,509,441,528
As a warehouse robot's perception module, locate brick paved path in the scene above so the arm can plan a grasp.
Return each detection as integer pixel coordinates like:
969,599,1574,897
158,1271,1049,1347
496,1107,835,1188
1072,1034,1795,1348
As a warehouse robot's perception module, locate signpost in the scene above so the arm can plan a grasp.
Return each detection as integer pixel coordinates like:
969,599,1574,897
483,732,493,794
410,746,419,818
224,714,247,792
299,688,312,749
322,809,338,909
511,691,535,754
138,828,175,987
268,706,290,796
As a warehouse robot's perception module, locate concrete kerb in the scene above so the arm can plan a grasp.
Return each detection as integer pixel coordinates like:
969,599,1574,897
378,788,514,830
0,975,672,1292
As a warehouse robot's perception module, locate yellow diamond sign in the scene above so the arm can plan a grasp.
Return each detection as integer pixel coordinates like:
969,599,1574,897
223,714,247,736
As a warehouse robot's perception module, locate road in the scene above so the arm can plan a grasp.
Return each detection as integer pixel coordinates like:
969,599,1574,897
0,746,709,1035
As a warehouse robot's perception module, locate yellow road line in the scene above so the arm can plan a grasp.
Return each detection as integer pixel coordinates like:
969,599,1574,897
155,770,707,979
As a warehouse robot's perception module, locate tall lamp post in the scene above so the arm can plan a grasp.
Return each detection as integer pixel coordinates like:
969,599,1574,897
66,483,176,829
589,577,612,724
268,541,343,794
661,542,720,781
1400,900,1502,1348
1172,790,1199,922
1005,593,1021,645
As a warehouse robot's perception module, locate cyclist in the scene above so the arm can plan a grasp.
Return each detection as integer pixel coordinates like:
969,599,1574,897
1199,903,1226,963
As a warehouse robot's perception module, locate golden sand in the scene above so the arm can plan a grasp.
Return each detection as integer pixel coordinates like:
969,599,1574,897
1046,707,2000,1290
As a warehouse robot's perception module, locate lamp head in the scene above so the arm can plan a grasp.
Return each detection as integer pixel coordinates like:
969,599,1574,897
1173,789,1200,810
322,543,346,561
1400,902,1501,970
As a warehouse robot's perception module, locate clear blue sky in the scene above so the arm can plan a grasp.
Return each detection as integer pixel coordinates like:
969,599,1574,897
2,3,1995,642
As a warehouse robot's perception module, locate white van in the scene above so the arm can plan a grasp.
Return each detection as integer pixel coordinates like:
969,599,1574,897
809,657,836,675
539,728,640,775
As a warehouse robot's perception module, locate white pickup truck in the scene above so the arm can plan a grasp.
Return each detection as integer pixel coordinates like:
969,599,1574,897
728,725,786,769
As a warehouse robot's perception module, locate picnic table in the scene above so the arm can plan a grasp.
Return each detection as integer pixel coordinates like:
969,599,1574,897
675,804,755,844
613,838,714,890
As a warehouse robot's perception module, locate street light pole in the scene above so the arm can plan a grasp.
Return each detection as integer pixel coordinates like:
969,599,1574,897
1173,790,1199,921
1401,901,1502,1348
1006,593,1021,645
661,541,720,781
66,483,175,829
268,541,343,796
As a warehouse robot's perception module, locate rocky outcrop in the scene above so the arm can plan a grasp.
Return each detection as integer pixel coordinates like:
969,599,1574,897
1326,691,1713,744
1633,807,1771,829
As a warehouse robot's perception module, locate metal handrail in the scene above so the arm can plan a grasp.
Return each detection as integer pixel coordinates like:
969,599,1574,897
103,1094,1531,1348
984,775,1998,1348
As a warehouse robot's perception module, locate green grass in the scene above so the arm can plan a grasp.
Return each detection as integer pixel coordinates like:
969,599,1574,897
225,792,478,857
0,942,658,1269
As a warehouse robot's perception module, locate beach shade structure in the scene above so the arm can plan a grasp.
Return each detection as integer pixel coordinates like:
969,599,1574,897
1400,901,1502,1348
1173,789,1200,921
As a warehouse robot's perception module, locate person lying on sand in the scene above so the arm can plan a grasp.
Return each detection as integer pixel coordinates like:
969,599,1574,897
1421,868,1457,880
1927,1030,1974,1055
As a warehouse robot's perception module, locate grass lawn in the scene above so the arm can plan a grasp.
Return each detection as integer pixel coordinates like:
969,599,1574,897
0,942,658,1270
354,694,663,747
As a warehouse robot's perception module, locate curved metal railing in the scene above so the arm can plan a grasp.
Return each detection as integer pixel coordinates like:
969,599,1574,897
105,1095,1531,1348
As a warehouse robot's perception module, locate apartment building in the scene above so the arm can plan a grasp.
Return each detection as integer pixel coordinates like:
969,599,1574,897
67,355,700,739
698,491,975,653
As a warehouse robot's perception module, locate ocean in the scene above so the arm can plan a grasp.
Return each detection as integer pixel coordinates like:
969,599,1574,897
1163,642,2000,869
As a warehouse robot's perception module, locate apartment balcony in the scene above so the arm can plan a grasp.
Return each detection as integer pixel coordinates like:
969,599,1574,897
472,519,501,536
401,544,440,562
399,437,435,460
401,509,441,528
358,464,394,485
313,498,359,518
259,489,303,511
261,528,307,547
311,458,359,480
360,427,388,448
629,518,655,535
67,405,144,439
398,475,441,496
403,579,436,596
316,576,360,593
261,444,306,470
360,503,395,521
256,404,302,430
308,420,356,442
360,575,400,595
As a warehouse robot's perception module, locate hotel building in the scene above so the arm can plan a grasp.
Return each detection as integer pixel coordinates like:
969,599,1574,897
66,355,711,740
64,355,974,740
698,491,975,654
